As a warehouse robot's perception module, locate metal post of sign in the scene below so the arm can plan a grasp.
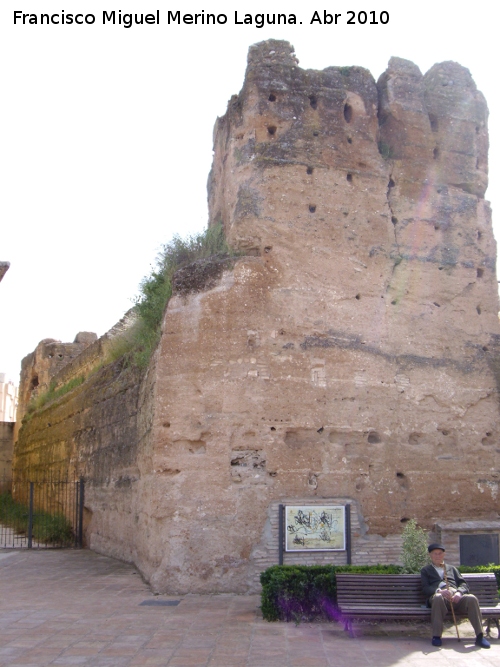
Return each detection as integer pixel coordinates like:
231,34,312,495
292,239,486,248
279,504,284,565
345,503,351,564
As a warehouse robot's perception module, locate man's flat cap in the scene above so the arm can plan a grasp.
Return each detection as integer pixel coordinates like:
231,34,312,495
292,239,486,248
428,543,445,552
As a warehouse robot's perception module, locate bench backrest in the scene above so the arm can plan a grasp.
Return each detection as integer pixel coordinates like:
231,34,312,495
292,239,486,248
462,573,500,606
336,573,499,607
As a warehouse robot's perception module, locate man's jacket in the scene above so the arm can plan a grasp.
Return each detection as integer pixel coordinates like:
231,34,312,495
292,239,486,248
421,563,470,605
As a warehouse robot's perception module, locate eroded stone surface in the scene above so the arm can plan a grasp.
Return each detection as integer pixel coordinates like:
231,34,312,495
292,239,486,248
13,41,500,594
145,41,499,592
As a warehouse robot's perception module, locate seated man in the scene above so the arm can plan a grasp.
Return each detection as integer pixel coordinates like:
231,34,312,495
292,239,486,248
421,542,490,648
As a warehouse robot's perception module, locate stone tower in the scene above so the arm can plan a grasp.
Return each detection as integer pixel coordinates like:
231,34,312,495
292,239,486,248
143,41,500,591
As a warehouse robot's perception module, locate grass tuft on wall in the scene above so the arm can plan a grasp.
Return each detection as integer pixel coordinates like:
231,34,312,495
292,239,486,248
122,223,234,369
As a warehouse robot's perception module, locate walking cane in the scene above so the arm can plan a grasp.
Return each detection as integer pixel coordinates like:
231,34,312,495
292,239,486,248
442,562,461,642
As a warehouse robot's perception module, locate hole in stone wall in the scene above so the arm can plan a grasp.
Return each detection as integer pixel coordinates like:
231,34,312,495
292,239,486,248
482,346,489,352
58,354,63,358
355,294,360,300
30,375,39,390
162,422,171,428
388,178,395,188
391,217,398,225
433,302,440,307
477,268,484,278
476,306,481,315
396,472,405,478
344,103,353,123
264,246,272,253
347,137,352,144
267,126,277,135
367,431,381,444
270,426,276,431
306,166,314,175
391,300,397,305
231,450,266,469
268,93,276,102
346,173,353,183
309,95,318,109
309,204,316,213
313,130,319,136
433,147,440,160
400,517,409,523
477,231,482,240
429,113,438,132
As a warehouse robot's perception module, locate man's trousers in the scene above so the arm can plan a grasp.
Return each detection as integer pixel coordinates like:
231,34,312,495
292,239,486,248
430,593,483,636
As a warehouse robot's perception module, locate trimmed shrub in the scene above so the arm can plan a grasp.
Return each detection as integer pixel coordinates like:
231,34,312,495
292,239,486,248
260,564,403,622
459,564,500,591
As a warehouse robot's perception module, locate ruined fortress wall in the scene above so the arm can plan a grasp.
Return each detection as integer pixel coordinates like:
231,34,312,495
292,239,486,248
0,422,14,484
136,41,500,593
12,41,500,594
13,322,157,562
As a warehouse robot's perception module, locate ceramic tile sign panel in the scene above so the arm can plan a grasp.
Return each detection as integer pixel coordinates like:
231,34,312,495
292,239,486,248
285,505,345,551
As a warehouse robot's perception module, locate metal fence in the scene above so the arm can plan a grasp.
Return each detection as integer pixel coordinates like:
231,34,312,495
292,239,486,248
0,476,84,549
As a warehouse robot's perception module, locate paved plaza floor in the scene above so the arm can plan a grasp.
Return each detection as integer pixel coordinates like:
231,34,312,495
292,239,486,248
0,549,498,666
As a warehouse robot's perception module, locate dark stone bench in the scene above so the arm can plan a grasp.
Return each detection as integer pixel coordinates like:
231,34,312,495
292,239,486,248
336,573,500,637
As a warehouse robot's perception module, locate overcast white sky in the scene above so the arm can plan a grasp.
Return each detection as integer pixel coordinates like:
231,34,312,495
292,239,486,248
1,1,499,384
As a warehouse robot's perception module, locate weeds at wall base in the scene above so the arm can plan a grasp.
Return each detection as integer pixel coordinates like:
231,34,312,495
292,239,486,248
0,491,74,545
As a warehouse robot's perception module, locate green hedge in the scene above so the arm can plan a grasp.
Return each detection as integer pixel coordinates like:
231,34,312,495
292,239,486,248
260,564,403,622
260,563,500,622
458,564,500,589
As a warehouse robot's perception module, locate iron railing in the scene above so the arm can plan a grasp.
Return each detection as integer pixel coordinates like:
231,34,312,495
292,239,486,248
0,476,85,549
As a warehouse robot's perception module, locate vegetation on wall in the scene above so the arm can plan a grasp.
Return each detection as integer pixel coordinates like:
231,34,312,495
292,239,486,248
24,375,86,421
22,223,234,420
121,222,234,369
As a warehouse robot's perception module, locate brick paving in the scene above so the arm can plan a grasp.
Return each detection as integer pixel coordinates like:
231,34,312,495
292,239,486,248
0,549,498,666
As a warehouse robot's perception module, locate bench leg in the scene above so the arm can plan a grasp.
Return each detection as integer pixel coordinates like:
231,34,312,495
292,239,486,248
484,618,500,639
343,619,355,638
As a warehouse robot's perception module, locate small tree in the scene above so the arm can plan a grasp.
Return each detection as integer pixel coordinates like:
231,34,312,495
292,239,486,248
400,519,429,573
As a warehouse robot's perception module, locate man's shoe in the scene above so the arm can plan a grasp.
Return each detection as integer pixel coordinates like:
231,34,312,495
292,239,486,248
475,634,490,649
431,637,442,647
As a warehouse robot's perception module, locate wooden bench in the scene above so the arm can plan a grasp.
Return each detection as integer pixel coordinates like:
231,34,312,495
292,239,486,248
336,573,500,637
